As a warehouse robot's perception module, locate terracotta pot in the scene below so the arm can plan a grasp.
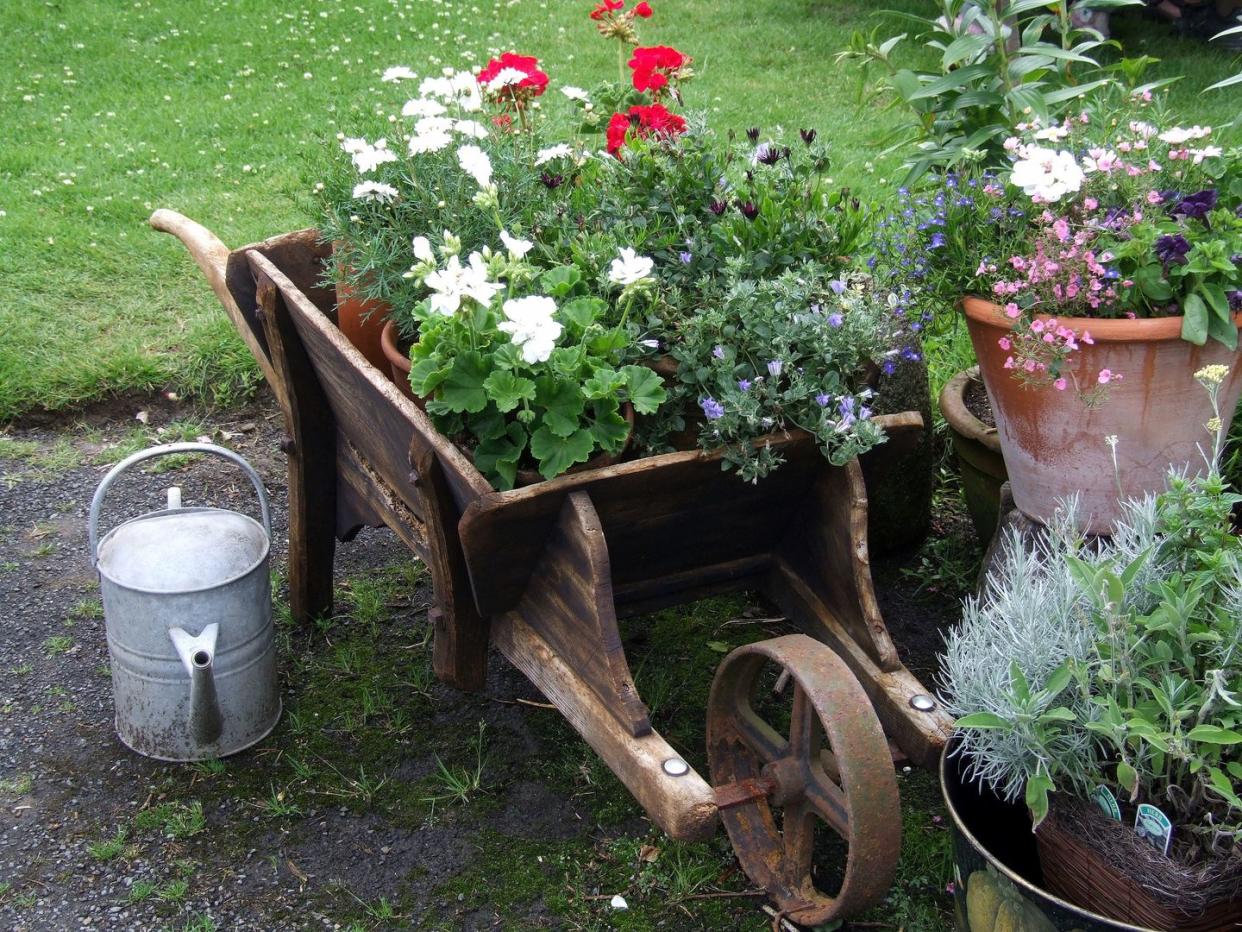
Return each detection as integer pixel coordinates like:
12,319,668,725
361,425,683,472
333,275,391,375
939,366,1008,541
962,296,1242,534
514,403,636,487
379,320,426,409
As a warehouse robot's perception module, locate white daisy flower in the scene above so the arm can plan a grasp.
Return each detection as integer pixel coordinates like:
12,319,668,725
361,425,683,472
402,98,447,118
1009,147,1085,203
350,139,398,174
451,72,484,112
415,116,455,136
560,85,589,101
534,143,573,166
408,131,452,155
352,181,399,204
453,119,489,140
382,66,417,83
457,144,492,188
484,67,528,90
412,235,435,263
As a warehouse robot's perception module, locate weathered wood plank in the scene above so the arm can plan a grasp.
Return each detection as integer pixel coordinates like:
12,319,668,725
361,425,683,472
504,492,650,736
335,436,430,561
771,459,900,671
252,263,337,626
244,251,489,515
492,613,718,841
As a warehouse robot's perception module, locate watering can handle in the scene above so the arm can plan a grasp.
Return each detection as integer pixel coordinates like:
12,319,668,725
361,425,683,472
88,443,272,565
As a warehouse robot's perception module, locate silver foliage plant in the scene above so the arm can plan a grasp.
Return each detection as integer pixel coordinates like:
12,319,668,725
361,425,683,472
939,493,1167,805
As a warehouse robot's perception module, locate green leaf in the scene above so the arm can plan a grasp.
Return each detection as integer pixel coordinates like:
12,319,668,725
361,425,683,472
473,422,527,491
529,425,596,480
1201,284,1238,350
468,405,508,441
706,641,731,653
1182,293,1209,346
559,296,606,332
1026,773,1053,830
940,34,991,69
539,265,582,298
534,376,586,438
1039,707,1077,723
439,351,490,414
1187,725,1242,745
588,399,630,452
1135,264,1173,302
1041,78,1112,105
483,370,536,413
1010,661,1031,703
408,357,449,396
955,712,1011,730
1117,760,1139,800
906,63,996,101
621,365,667,415
582,368,626,400
1043,662,1073,699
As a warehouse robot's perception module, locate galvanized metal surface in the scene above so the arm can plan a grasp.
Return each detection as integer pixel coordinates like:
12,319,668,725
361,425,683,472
90,444,280,762
707,634,901,927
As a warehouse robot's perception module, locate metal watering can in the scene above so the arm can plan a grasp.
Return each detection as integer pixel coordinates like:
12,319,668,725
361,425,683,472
89,443,281,761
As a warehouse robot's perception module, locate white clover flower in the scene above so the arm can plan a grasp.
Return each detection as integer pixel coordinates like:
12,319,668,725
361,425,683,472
560,85,589,101
350,139,398,174
499,230,533,260
408,131,452,155
412,235,435,263
1009,147,1085,203
382,66,417,83
608,247,654,287
352,181,399,204
1158,125,1211,144
401,97,446,118
457,144,492,188
424,251,502,316
498,296,563,364
453,119,489,140
484,67,528,90
534,143,573,166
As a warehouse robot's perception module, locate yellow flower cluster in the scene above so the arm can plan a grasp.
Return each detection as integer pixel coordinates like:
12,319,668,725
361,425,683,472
1195,364,1230,386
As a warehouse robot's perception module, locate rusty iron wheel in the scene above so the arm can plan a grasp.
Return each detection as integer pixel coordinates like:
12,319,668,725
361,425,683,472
706,634,901,927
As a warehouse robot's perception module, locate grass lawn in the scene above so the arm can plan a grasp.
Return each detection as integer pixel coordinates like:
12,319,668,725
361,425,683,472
1,0,1238,420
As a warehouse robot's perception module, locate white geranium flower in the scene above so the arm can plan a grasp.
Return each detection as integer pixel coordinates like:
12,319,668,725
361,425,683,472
453,119,489,140
534,143,573,166
350,139,398,174
484,67,528,90
608,247,654,287
451,71,483,112
1159,125,1211,144
499,230,533,260
424,251,502,316
498,296,563,364
560,85,589,101
1009,147,1085,202
352,181,399,204
402,97,446,118
457,144,492,188
412,235,435,263
408,131,452,155
382,66,417,83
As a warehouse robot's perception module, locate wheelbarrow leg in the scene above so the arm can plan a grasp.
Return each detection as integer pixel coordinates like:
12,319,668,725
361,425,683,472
253,264,337,625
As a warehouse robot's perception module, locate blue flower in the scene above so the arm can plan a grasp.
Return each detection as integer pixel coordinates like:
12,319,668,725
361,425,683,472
738,379,751,392
829,279,847,294
901,346,922,362
881,359,897,375
712,345,725,359
929,233,947,249
679,250,693,264
767,359,783,377
827,312,844,327
815,392,831,407
700,397,724,420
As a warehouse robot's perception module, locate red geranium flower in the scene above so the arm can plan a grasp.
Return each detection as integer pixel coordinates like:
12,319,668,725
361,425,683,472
477,52,549,97
628,45,687,95
606,103,687,158
589,0,624,20
634,1,653,16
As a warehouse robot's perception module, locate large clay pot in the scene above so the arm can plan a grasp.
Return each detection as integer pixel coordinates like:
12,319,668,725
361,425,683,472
379,320,425,409
962,296,1242,534
335,279,391,375
939,367,1007,541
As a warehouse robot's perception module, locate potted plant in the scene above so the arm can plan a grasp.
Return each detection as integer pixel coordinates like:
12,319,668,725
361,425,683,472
307,4,929,505
940,368,1242,929
874,95,1242,534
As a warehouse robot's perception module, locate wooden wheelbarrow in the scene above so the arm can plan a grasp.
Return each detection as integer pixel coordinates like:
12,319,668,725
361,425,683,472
151,209,953,926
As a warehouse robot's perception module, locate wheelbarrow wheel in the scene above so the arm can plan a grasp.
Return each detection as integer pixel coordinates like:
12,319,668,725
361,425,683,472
707,634,900,927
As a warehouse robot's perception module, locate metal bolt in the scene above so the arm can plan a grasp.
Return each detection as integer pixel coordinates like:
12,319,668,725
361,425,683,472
662,757,689,777
909,693,936,712
279,436,297,456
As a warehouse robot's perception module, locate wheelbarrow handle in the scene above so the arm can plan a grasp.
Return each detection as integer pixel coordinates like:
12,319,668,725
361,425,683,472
149,209,231,296
88,443,272,565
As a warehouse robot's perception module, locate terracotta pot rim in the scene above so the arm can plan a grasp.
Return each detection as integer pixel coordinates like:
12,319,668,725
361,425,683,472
938,366,1001,455
940,734,1157,932
380,319,410,375
960,295,1242,344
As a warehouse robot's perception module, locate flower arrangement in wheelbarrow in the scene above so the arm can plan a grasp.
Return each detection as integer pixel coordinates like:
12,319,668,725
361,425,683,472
310,1,915,487
871,91,1242,530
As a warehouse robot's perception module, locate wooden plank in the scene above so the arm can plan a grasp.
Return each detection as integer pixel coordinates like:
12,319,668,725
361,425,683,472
764,563,953,769
505,492,650,736
252,263,336,625
245,251,489,515
336,436,430,562
412,443,490,692
459,436,823,617
226,228,335,350
492,613,718,842
772,459,899,671
613,554,771,617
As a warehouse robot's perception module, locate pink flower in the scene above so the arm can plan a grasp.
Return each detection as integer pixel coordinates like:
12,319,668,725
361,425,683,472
1146,190,1163,205
1030,319,1045,333
1024,359,1038,372
1084,197,1098,210
946,882,956,895
998,336,1012,351
1098,369,1113,384
1003,356,1015,370
1082,330,1093,344
1054,377,1068,391
1004,302,1021,319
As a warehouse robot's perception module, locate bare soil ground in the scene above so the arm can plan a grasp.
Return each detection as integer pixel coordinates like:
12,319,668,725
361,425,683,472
0,394,965,931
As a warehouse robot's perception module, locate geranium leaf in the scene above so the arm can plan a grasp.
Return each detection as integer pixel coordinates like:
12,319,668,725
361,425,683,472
582,368,625,400
483,370,536,413
559,297,607,333
535,376,586,438
530,425,595,479
468,405,508,441
538,265,582,298
473,422,527,491
408,357,449,396
588,399,630,451
439,351,490,413
621,365,667,415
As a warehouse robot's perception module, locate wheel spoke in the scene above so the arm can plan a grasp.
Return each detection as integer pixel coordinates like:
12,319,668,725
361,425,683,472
781,801,816,882
788,684,822,759
731,703,789,765
805,772,850,836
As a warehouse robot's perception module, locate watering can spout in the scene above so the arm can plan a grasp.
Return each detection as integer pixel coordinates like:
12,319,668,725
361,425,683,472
169,624,223,746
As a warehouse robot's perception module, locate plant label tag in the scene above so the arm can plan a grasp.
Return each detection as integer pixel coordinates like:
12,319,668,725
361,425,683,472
1134,803,1173,856
1091,785,1121,821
